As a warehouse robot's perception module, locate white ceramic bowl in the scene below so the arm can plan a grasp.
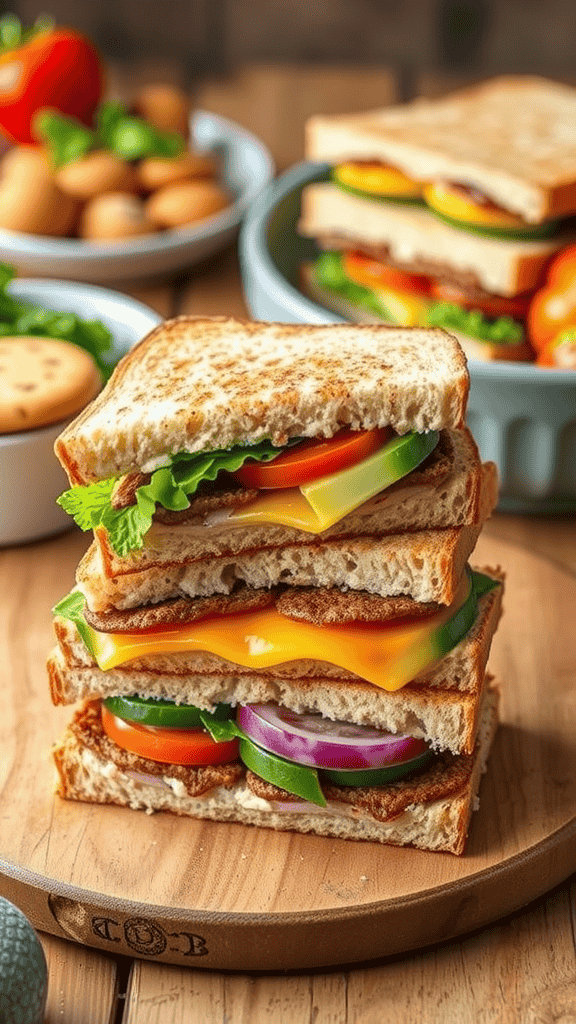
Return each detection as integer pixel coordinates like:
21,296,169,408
240,162,576,514
0,278,162,546
0,111,274,283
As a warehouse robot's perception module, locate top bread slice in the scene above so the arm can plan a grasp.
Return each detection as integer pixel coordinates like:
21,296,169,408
306,76,576,223
54,317,469,486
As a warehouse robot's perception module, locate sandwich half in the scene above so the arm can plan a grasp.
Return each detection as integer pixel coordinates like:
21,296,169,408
50,316,501,853
300,77,576,361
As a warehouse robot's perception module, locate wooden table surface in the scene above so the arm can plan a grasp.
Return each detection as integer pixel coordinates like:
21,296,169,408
12,64,576,1021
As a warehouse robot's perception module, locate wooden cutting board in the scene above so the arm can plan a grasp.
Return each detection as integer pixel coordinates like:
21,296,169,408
0,528,574,970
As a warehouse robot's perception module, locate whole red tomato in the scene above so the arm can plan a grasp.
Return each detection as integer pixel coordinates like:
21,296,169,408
0,27,104,144
527,247,576,353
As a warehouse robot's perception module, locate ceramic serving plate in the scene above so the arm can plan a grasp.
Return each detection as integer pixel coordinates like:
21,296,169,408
0,278,161,546
240,162,576,513
0,111,274,284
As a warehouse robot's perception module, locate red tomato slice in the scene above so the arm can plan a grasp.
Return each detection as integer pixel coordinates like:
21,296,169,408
344,252,431,296
101,704,239,766
232,426,392,490
430,281,532,320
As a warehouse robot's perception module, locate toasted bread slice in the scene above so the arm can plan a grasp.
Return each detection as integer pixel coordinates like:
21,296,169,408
92,429,493,585
306,77,576,223
77,511,493,613
52,685,499,853
54,317,469,486
48,569,503,755
300,184,569,297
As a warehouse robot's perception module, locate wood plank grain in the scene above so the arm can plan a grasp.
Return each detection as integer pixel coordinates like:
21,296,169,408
125,965,349,1024
345,880,576,1024
485,513,576,575
121,282,177,321
40,931,119,1024
196,63,397,169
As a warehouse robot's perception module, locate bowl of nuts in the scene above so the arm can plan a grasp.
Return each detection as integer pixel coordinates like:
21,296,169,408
0,82,274,283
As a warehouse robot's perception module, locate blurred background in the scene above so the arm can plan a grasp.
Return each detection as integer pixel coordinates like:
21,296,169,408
9,0,576,167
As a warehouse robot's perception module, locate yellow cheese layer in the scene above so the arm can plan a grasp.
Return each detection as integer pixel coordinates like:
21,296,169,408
229,488,323,532
88,576,469,691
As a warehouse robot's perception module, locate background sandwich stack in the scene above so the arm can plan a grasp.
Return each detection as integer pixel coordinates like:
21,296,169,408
300,77,576,363
48,316,503,854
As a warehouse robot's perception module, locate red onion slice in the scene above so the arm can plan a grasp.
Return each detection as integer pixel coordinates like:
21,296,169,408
237,704,428,770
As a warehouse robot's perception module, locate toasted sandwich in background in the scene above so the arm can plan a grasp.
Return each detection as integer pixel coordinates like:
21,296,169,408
300,77,576,362
49,316,503,855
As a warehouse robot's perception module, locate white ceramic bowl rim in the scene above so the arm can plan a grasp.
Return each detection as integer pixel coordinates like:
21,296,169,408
0,277,162,449
241,160,576,386
0,110,275,259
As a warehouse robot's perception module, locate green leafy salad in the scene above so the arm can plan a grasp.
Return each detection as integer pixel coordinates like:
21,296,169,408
0,262,115,378
58,439,292,557
313,251,524,345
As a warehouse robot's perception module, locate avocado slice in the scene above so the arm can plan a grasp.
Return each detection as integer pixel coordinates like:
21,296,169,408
301,430,440,529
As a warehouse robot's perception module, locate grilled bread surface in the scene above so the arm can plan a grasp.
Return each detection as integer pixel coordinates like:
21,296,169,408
54,317,469,486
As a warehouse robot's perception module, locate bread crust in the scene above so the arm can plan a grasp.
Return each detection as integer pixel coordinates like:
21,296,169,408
306,77,576,222
52,687,499,853
54,317,469,486
300,184,570,297
48,571,503,755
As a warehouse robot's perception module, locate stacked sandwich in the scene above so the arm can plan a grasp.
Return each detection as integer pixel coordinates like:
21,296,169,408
48,316,503,854
300,77,576,362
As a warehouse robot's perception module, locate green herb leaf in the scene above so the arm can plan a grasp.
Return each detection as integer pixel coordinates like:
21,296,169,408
199,712,245,743
0,14,22,51
96,100,185,161
33,109,96,168
425,301,523,344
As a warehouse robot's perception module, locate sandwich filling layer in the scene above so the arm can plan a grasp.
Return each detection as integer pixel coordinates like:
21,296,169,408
54,569,498,692
53,687,499,852
309,250,532,358
332,164,564,237
58,425,440,558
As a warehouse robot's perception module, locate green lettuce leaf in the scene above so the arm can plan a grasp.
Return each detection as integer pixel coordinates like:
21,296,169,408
52,590,97,659
313,253,525,347
57,439,288,558
425,302,524,344
0,261,116,379
313,252,394,321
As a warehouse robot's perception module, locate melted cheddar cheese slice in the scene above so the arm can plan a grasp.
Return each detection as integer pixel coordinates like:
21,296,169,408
88,574,470,691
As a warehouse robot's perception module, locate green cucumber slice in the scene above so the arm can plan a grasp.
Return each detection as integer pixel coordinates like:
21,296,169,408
102,695,233,729
238,737,327,807
429,208,560,241
332,170,425,206
321,749,433,786
301,429,440,526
